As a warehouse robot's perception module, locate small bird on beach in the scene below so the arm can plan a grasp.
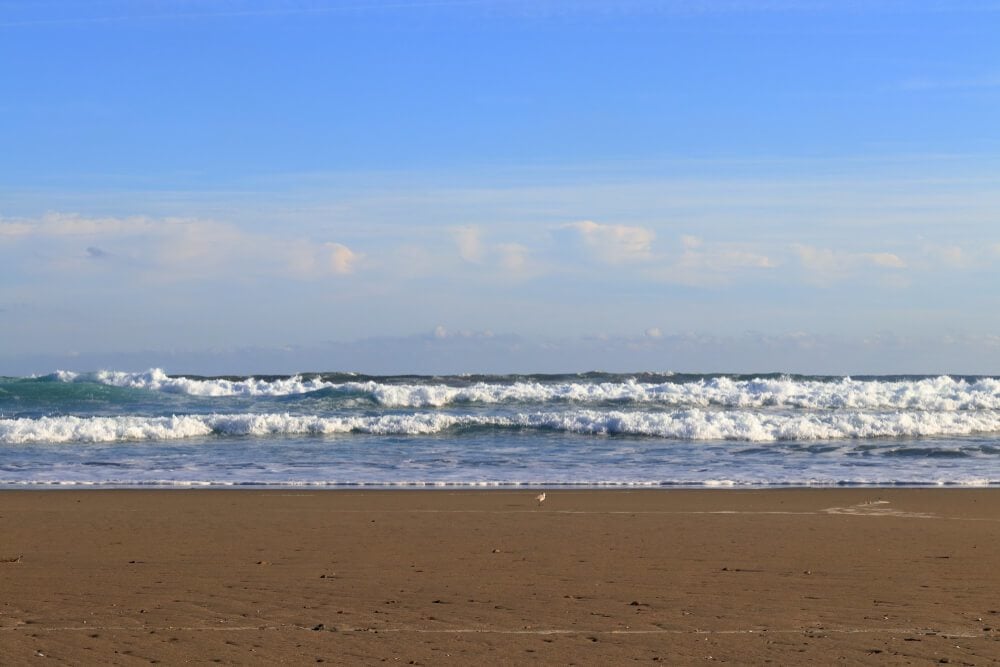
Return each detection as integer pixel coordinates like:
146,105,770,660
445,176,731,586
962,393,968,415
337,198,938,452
535,492,546,506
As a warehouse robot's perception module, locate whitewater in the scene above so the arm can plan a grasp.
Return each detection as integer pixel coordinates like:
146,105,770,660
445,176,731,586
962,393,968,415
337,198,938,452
1,369,998,487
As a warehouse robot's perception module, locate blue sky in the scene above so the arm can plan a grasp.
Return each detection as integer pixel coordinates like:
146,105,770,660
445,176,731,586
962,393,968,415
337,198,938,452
2,0,999,374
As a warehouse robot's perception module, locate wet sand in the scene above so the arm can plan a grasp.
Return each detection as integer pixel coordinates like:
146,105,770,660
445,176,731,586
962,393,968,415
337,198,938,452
1,489,998,665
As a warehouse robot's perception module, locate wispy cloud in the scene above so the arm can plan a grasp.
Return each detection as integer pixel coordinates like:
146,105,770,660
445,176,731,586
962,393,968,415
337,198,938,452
561,220,655,264
451,225,536,278
794,244,906,284
546,222,778,286
0,212,360,281
453,225,485,263
866,252,906,268
0,212,156,238
649,235,775,286
326,243,358,275
921,243,966,268
495,243,529,273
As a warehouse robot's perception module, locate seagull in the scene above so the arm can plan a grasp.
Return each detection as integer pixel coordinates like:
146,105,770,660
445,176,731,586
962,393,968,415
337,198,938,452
535,492,546,506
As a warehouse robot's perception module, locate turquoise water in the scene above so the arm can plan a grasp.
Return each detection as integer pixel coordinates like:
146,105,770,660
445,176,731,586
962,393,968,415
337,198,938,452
1,370,998,487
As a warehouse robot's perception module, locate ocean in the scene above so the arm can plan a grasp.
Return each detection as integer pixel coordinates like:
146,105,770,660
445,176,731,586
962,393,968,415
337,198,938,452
1,369,998,488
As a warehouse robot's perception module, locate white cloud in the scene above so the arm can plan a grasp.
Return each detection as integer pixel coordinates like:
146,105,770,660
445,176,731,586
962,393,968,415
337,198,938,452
280,240,359,278
430,325,495,340
923,244,966,268
563,220,655,263
453,226,484,263
678,235,775,270
646,235,775,286
0,212,156,239
154,219,361,280
0,213,359,281
866,252,906,268
794,245,845,274
326,243,357,275
680,235,702,250
496,243,529,273
908,242,1000,271
451,226,535,278
794,244,906,281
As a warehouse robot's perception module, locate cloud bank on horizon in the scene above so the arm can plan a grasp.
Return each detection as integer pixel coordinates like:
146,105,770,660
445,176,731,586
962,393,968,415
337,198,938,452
2,0,999,374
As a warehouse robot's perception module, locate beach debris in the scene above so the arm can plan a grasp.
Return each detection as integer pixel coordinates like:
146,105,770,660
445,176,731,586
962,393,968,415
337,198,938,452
535,492,546,506
311,623,324,631
1,554,23,564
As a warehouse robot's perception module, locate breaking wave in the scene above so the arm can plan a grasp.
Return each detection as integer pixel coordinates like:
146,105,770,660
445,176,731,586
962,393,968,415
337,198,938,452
6,408,1000,444
46,369,1000,411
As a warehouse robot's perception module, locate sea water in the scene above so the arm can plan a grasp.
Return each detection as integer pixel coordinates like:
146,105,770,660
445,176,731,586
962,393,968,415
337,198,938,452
0,369,998,487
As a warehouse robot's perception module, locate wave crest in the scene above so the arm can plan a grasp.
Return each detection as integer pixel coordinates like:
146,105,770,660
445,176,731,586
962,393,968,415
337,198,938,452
50,369,1000,411
6,409,1000,444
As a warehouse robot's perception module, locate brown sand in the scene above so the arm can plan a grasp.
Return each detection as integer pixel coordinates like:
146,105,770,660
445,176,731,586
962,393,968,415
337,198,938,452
1,489,998,665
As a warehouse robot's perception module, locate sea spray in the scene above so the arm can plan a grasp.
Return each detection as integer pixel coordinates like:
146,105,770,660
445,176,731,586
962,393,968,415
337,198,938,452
2,370,999,486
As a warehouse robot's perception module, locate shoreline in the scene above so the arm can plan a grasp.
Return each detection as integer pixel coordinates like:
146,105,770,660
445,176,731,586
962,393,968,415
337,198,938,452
2,482,998,490
2,489,998,663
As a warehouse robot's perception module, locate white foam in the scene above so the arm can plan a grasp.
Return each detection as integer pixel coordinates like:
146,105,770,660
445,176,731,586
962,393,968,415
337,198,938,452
5,408,1000,444
0,413,459,443
359,375,1000,411
60,369,332,397
0,415,215,443
59,370,1000,410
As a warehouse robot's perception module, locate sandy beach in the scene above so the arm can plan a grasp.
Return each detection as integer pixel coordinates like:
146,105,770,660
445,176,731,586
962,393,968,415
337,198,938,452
1,489,998,664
